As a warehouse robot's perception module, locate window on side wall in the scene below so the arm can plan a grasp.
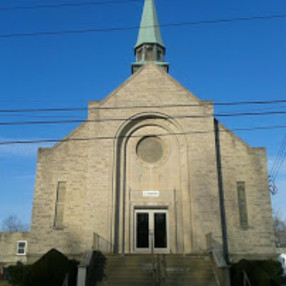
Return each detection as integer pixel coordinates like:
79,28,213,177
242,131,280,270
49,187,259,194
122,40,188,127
237,181,248,229
54,181,66,228
17,241,27,255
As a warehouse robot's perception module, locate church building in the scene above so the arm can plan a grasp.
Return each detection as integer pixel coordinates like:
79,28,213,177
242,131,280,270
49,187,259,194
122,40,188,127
28,0,276,261
0,0,276,283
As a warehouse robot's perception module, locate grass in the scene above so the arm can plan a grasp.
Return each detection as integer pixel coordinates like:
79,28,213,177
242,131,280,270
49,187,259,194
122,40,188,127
0,281,12,286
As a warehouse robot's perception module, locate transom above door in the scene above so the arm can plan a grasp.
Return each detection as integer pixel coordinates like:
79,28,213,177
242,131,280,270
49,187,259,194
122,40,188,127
134,209,169,253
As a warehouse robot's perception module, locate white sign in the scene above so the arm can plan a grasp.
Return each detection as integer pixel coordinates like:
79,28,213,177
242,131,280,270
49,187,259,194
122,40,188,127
143,190,160,197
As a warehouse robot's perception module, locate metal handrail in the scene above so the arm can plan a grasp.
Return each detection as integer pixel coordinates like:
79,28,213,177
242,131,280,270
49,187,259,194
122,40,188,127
151,229,167,286
243,270,252,286
93,232,113,253
206,232,214,252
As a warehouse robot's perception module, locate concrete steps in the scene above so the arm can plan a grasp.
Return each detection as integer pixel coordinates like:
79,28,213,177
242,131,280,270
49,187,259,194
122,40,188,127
97,255,153,285
96,254,218,286
163,256,217,286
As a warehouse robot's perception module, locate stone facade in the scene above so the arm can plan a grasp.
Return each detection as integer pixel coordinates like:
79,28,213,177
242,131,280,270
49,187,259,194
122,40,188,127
24,62,276,262
0,232,29,267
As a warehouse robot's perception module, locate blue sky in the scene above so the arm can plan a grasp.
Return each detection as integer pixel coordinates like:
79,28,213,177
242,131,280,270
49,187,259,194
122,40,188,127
0,0,286,227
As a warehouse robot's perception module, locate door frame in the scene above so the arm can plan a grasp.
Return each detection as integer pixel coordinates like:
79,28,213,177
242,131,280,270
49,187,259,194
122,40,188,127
134,208,169,253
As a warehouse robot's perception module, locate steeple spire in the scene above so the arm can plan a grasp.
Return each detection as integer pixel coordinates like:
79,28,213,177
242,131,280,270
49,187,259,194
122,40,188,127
132,0,169,74
135,0,164,49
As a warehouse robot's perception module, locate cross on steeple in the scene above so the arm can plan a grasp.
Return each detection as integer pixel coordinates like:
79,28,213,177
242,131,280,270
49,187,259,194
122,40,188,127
132,0,169,74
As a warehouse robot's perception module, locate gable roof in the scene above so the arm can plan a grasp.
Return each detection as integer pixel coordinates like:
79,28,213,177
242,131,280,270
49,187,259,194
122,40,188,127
98,62,202,107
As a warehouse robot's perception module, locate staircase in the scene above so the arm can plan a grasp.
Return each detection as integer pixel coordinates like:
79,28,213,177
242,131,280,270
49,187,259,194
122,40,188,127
164,255,218,286
95,254,218,286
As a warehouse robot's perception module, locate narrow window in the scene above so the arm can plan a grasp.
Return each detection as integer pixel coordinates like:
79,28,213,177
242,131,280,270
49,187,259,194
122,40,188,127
146,47,153,61
54,181,66,228
237,181,248,229
17,241,27,255
157,50,161,61
137,50,143,62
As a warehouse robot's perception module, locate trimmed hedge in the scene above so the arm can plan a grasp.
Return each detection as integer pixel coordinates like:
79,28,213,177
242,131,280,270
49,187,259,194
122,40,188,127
7,262,30,286
8,249,78,286
230,259,283,286
86,251,106,286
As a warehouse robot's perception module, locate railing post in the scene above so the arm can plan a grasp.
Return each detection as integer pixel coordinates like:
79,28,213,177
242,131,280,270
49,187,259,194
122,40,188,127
151,231,156,285
76,250,93,286
93,233,98,251
150,230,154,254
206,232,213,252
77,267,87,286
206,233,231,286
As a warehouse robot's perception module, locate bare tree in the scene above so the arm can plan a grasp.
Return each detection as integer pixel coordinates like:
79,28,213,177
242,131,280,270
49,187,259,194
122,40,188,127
273,211,286,247
1,215,29,232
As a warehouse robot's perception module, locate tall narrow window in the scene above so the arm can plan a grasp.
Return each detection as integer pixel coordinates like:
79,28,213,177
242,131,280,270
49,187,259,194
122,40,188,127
237,181,248,229
54,181,66,228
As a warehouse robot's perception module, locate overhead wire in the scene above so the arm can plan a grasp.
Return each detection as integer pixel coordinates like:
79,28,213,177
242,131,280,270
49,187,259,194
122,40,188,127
0,0,142,11
245,105,286,113
0,114,84,119
0,124,286,145
0,99,286,113
0,110,286,126
0,14,286,39
271,135,286,180
273,149,286,180
269,135,286,194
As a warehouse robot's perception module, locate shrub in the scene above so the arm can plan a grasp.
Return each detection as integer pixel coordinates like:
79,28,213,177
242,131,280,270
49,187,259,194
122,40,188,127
230,259,283,286
7,249,78,286
7,262,31,286
86,251,106,286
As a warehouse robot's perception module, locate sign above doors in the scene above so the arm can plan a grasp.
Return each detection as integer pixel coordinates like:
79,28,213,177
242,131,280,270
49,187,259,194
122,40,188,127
143,190,160,197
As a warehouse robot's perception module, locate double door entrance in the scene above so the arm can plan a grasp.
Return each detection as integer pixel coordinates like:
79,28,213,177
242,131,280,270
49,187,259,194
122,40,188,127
134,209,168,252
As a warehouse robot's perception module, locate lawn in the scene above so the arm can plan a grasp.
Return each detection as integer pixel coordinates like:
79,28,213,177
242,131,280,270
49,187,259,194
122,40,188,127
0,281,11,286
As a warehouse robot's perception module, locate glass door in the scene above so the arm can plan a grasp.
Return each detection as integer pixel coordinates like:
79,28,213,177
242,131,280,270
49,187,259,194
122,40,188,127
134,209,168,252
136,212,149,249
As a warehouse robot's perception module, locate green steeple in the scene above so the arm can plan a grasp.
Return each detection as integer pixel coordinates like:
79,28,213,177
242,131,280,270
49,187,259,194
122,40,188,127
135,0,165,49
132,0,169,74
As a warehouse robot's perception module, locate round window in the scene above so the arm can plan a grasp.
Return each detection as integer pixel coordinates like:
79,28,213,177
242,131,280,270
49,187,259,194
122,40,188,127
136,136,164,164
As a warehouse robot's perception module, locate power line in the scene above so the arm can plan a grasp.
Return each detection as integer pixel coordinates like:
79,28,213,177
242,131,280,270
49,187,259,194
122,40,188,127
0,111,286,126
217,111,286,117
0,114,84,119
0,0,142,11
269,134,286,194
0,99,285,113
271,135,286,179
0,125,285,145
0,14,286,39
1,106,285,120
273,149,286,180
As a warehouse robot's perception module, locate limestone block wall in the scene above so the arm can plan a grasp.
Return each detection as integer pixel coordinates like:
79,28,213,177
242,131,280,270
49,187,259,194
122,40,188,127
0,232,29,266
84,125,114,250
184,114,223,253
29,123,89,259
218,123,276,260
26,63,276,259
86,63,224,254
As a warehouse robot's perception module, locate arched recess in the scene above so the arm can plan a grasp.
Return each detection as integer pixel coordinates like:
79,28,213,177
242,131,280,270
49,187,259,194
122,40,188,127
110,112,192,254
